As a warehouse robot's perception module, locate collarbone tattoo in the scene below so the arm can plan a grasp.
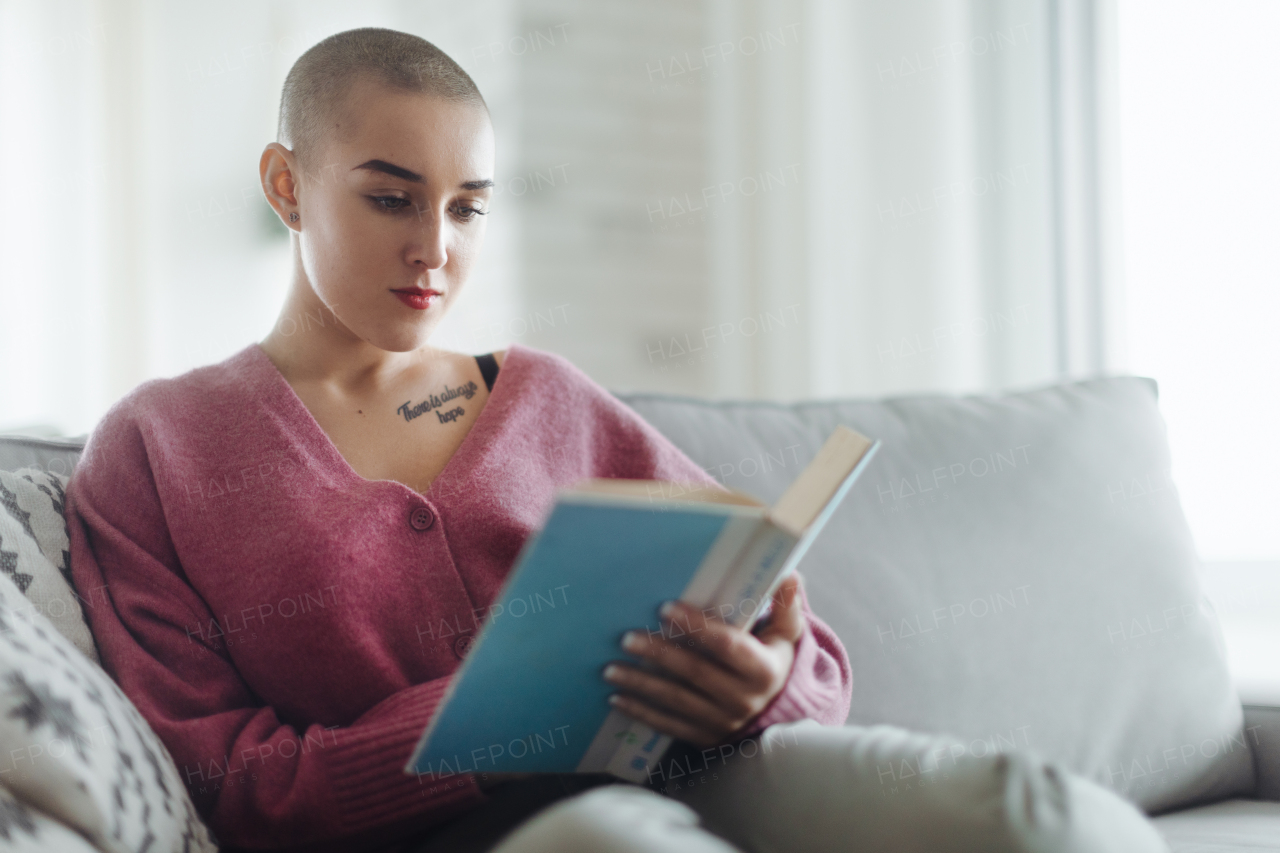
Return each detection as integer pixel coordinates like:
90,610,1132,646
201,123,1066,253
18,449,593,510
396,380,480,424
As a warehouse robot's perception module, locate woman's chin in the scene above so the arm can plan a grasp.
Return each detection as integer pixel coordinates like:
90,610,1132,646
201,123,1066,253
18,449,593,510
360,321,438,354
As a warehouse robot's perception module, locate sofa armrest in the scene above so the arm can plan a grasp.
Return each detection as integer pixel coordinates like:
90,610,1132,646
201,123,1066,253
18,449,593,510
1244,704,1280,801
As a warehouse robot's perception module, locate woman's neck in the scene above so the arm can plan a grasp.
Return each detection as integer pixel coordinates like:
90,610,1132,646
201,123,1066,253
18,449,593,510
259,276,443,397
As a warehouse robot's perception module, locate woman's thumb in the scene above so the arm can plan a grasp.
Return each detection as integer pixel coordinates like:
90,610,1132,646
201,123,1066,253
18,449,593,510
759,574,805,644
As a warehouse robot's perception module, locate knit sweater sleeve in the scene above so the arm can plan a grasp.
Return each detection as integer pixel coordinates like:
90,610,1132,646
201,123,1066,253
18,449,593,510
561,365,853,732
66,404,482,853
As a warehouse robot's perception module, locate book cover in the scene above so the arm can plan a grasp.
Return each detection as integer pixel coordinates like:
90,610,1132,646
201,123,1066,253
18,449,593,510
405,426,879,782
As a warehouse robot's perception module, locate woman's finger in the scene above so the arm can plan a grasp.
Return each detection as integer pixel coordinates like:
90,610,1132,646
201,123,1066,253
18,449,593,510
755,575,806,646
606,692,724,748
658,601,775,685
620,630,760,720
602,661,742,732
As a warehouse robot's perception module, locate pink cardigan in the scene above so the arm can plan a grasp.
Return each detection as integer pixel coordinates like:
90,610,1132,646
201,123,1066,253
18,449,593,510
66,342,852,852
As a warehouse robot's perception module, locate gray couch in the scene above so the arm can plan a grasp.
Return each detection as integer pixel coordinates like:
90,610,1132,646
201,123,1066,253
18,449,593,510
1,374,1277,851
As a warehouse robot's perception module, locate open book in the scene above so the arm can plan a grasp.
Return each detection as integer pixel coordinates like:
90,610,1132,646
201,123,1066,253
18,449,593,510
405,425,879,784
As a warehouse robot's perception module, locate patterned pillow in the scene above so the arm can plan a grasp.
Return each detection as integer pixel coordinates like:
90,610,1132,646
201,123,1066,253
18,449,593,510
0,784,100,851
0,533,219,852
0,469,99,663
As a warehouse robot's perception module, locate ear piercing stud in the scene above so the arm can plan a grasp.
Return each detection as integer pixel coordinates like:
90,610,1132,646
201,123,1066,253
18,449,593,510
289,213,299,222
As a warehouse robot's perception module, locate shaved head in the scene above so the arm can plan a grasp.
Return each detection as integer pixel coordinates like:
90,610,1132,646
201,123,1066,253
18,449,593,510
278,27,486,168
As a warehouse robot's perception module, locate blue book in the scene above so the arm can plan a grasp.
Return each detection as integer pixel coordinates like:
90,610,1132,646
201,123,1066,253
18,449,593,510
405,426,880,783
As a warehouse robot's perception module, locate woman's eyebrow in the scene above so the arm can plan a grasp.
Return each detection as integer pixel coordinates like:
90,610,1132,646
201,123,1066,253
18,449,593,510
352,159,424,182
351,161,494,191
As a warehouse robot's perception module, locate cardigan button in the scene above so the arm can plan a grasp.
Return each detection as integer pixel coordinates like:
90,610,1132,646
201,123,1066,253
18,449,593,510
409,506,435,531
453,634,474,659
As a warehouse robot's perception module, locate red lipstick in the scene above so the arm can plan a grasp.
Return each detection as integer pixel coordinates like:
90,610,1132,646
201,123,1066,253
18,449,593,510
391,288,441,310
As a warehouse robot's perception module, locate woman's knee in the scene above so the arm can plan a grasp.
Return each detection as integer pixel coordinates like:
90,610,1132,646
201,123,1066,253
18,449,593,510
997,751,1170,853
805,724,1169,853
842,728,1171,853
491,784,741,853
671,722,1170,853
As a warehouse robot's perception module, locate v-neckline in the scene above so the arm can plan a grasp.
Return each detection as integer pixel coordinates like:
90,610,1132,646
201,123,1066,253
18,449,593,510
249,342,518,499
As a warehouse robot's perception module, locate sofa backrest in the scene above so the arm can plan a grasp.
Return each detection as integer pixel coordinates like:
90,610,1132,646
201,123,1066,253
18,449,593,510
0,433,86,476
616,377,1254,815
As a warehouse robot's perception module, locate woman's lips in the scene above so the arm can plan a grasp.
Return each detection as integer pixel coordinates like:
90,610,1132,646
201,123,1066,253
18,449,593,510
391,289,441,310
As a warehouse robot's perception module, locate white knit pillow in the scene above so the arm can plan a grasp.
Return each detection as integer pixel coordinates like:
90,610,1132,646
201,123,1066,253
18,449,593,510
0,468,99,662
0,549,219,852
0,784,100,851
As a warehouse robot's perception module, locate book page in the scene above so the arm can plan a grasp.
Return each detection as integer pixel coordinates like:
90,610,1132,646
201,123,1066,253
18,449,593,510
770,426,874,536
569,478,765,507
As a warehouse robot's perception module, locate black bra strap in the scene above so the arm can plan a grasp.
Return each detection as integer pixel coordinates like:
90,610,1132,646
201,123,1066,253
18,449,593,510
475,353,499,392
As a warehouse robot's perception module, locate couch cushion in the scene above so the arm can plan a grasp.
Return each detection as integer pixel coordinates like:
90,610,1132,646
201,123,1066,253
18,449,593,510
0,468,100,662
0,562,219,852
616,377,1253,815
1153,799,1280,851
1245,705,1280,801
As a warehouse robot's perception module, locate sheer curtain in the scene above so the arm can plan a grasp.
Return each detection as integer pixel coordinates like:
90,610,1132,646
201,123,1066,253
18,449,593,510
0,0,113,435
1,0,1118,421
692,0,1120,400
506,0,1119,401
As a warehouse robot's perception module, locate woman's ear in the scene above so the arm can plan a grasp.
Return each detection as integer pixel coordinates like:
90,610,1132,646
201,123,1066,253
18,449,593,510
260,143,300,231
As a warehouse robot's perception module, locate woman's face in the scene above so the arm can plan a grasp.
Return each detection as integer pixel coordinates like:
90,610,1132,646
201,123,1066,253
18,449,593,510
287,77,495,353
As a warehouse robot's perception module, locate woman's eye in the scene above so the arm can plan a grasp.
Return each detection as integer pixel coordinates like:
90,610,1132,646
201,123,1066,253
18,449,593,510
372,196,411,212
453,204,488,222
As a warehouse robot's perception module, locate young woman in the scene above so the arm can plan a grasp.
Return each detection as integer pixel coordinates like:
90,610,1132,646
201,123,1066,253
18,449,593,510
66,27,1167,853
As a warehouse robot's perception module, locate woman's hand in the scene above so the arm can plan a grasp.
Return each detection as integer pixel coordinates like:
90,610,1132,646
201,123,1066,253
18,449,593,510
602,574,806,748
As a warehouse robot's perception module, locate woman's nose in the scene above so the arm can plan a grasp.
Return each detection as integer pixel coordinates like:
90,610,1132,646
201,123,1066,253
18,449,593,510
413,205,449,270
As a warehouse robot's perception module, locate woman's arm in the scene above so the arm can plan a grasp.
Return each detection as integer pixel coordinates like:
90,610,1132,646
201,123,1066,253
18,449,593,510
66,419,484,851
